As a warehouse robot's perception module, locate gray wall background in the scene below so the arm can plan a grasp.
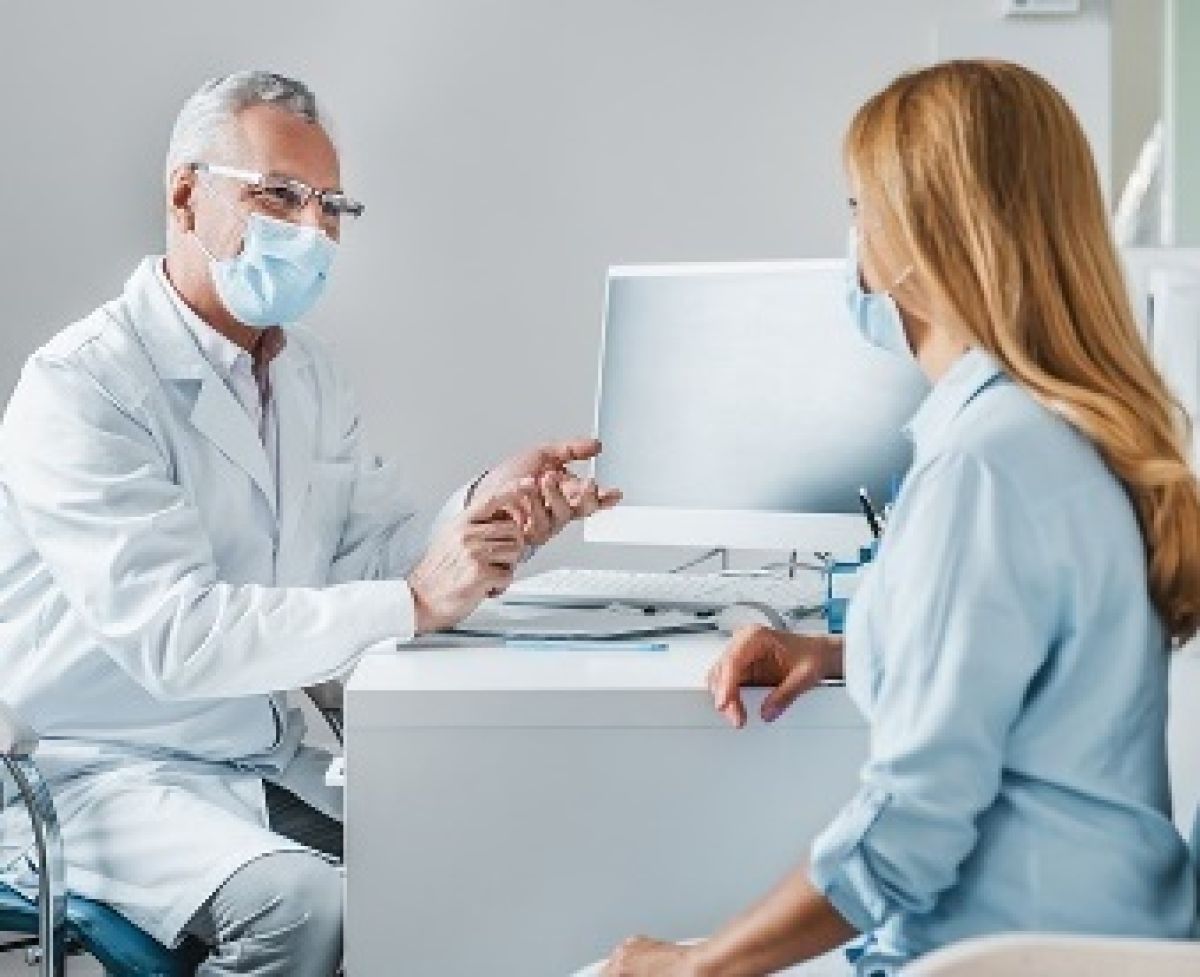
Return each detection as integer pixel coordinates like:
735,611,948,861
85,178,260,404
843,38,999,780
0,1,1157,568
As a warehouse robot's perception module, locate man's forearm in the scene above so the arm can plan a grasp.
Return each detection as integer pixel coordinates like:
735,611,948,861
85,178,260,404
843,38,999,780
692,865,857,977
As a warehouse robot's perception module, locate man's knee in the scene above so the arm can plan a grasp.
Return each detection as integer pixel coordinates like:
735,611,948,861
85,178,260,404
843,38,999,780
188,851,342,974
283,854,343,947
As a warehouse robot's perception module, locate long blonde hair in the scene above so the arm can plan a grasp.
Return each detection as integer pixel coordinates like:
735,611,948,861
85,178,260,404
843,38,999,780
845,59,1200,643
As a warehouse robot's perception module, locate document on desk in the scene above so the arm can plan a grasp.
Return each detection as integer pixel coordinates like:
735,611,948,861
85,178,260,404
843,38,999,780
448,605,717,642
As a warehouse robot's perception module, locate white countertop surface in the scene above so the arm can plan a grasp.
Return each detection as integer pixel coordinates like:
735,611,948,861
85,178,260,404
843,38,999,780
346,630,861,729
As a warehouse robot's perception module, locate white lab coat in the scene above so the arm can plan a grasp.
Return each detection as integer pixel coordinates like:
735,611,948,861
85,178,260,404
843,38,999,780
0,257,454,944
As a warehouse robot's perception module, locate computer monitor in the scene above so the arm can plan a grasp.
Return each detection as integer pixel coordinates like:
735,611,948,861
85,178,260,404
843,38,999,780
586,260,930,554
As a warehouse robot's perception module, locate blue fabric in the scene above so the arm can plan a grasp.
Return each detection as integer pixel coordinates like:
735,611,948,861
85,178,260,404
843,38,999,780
809,347,1197,971
0,881,203,976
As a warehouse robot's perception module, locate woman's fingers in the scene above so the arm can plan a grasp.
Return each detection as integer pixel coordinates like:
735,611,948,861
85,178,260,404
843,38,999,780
761,653,822,722
710,627,774,728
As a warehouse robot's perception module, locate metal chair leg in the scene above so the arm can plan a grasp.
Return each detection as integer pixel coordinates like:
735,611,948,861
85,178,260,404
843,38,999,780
2,755,66,977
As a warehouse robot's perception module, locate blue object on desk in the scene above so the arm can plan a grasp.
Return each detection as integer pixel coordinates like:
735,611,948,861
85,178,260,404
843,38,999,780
503,639,668,652
825,540,878,635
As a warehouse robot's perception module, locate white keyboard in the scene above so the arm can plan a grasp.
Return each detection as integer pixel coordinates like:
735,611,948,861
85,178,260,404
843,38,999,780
503,567,825,614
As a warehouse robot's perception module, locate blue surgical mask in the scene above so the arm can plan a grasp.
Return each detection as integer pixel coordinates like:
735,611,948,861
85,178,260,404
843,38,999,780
844,228,914,361
195,212,336,328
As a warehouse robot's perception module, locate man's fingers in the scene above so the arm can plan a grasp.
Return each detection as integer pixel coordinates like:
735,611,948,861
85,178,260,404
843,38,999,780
540,437,602,466
475,539,524,565
483,563,516,594
560,477,622,518
518,475,553,539
597,487,623,509
541,470,573,525
570,478,603,518
469,521,525,543
468,488,532,529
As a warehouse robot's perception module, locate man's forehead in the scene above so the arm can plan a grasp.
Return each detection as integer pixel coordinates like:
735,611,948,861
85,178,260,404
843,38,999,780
230,103,341,188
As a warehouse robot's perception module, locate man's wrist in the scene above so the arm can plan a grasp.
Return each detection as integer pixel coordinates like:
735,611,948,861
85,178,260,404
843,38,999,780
408,581,436,635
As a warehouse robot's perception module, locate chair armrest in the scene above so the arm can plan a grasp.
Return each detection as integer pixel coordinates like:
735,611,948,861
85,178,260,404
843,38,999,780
902,933,1200,977
0,701,38,759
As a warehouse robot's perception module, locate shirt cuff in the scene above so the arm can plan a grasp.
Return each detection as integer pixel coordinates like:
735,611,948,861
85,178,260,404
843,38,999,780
808,786,893,933
434,480,476,530
337,576,418,647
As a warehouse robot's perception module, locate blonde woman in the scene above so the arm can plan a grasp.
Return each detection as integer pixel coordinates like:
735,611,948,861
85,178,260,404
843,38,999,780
596,60,1200,977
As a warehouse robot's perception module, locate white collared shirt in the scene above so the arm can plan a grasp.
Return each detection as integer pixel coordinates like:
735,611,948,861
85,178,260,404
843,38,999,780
154,260,280,497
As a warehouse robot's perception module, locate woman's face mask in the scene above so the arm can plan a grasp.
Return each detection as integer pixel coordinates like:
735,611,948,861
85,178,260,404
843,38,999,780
844,227,915,362
193,196,337,329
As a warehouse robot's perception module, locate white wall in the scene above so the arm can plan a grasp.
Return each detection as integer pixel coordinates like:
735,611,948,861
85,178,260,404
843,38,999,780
1112,0,1164,200
0,0,1122,566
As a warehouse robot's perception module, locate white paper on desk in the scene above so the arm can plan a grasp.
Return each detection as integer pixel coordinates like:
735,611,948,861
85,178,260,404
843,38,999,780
448,605,717,641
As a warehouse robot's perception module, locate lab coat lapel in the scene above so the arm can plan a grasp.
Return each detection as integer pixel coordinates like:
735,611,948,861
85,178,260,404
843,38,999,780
273,349,316,549
188,375,276,514
122,258,276,514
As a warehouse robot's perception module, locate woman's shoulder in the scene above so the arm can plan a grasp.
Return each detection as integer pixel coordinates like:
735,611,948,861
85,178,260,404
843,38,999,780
930,376,1138,536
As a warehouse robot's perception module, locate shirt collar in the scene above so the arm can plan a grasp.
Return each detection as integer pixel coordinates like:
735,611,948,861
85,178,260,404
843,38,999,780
903,346,1005,451
153,258,286,377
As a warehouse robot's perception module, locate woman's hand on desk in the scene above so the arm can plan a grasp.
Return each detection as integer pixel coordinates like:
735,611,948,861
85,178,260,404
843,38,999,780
601,937,705,977
708,628,843,728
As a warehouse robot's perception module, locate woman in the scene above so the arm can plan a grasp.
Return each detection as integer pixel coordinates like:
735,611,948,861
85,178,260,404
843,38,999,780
597,59,1200,976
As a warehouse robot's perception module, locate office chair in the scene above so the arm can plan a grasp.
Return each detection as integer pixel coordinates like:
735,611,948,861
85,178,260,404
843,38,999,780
1,695,344,977
901,932,1200,976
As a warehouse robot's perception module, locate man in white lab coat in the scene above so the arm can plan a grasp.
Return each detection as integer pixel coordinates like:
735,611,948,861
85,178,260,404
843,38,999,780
0,71,617,976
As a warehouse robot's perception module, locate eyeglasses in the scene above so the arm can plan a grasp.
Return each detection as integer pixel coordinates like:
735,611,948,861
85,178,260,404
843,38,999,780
190,162,365,220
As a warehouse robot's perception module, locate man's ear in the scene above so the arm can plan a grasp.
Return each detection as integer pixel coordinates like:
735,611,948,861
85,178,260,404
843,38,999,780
168,167,197,234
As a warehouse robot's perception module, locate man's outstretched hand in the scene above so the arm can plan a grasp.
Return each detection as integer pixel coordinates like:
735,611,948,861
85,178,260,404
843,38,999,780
473,437,622,546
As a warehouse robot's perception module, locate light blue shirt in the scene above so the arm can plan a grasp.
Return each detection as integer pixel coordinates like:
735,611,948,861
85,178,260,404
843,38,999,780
809,347,1196,972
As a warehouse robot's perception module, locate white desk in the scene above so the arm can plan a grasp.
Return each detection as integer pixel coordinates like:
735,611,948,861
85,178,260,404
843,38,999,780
344,633,868,977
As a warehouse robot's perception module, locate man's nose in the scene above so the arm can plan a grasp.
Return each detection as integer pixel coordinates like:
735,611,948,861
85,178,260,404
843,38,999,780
297,197,325,227
296,198,339,240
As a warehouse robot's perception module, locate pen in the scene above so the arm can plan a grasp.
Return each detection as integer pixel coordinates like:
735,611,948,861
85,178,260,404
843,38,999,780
858,486,882,540
503,639,668,652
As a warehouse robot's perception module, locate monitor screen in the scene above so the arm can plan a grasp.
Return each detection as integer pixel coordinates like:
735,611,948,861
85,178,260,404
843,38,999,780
589,261,929,551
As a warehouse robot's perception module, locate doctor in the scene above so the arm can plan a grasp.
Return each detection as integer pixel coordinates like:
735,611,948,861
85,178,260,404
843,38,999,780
0,71,617,976
598,60,1200,976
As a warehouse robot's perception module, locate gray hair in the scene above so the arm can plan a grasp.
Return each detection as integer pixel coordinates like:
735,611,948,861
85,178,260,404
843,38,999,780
164,70,322,185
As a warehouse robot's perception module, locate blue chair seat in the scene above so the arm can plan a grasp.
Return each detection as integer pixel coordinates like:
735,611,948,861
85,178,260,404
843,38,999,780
1,881,205,976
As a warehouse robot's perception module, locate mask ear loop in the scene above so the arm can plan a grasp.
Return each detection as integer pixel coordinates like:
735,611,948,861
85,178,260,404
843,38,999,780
889,264,914,291
190,173,250,264
853,221,914,295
